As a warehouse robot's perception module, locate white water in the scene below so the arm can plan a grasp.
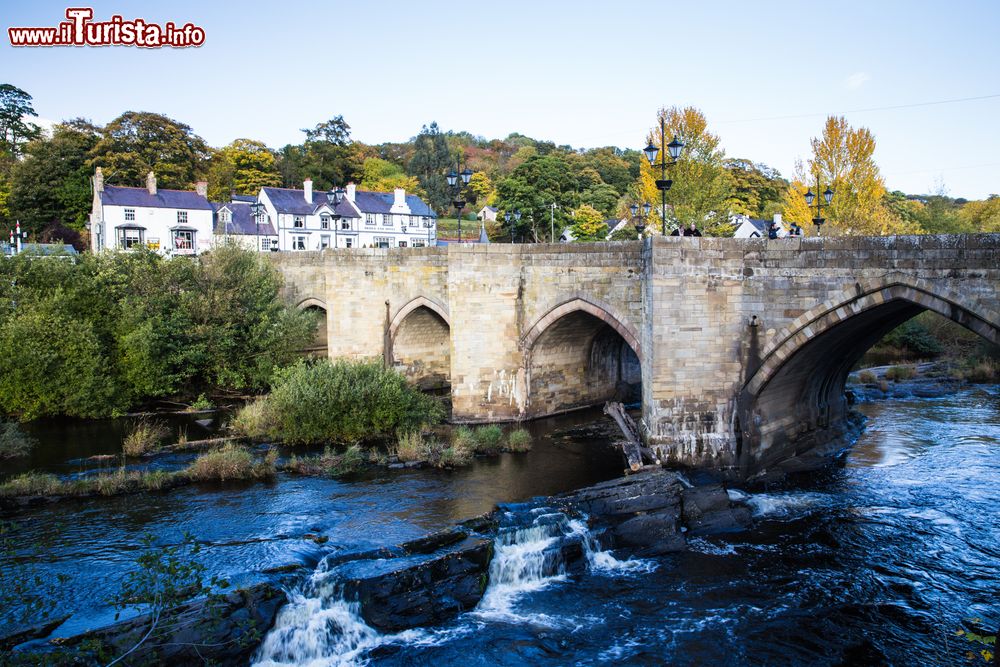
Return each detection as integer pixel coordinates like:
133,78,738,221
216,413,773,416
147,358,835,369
254,509,650,665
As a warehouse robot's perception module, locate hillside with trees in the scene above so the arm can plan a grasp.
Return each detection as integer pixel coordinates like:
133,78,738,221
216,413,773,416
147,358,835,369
0,82,996,248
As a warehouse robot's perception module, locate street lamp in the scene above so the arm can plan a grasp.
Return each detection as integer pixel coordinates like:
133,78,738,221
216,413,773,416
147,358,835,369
804,175,835,234
326,187,345,249
446,164,473,243
250,201,264,252
644,122,685,236
549,202,559,242
629,202,652,237
504,210,522,243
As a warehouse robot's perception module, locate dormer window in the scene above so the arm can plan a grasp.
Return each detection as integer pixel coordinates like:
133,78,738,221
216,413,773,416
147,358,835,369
219,209,230,224
320,214,330,230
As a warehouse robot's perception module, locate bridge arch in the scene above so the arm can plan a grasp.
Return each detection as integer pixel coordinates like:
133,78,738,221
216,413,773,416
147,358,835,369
296,297,329,356
740,274,1000,473
522,297,643,418
388,296,452,390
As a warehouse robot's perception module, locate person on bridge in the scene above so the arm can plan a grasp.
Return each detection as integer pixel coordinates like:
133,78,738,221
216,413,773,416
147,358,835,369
670,227,681,236
683,223,702,237
788,222,803,237
768,222,781,240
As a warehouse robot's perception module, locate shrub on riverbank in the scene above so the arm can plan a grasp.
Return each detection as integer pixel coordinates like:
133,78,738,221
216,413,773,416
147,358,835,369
0,420,35,459
284,444,367,477
885,365,917,382
187,444,276,482
0,246,315,421
122,418,169,457
235,359,445,445
506,428,533,453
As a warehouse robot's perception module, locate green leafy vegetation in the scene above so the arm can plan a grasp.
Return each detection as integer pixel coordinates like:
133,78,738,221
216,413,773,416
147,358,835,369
0,419,35,458
884,365,917,382
506,428,533,453
0,245,315,421
284,444,367,477
234,359,444,445
186,444,276,482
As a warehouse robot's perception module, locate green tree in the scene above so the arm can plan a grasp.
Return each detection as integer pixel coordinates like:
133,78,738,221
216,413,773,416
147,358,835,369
724,158,788,218
568,204,607,242
0,84,41,157
89,111,210,189
408,122,454,214
359,157,423,195
206,138,281,201
494,153,580,240
9,120,100,234
960,195,1000,232
285,116,362,190
640,106,735,235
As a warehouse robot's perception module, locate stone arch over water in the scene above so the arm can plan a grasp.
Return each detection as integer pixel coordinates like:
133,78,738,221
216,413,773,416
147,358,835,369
739,274,1000,474
296,297,329,356
389,296,452,390
522,298,642,418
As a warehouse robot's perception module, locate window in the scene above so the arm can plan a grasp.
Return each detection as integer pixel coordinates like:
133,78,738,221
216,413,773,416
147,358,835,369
117,227,144,249
293,216,305,229
320,215,330,230
174,230,195,252
345,238,353,248
412,240,426,248
340,220,350,230
398,241,407,248
293,235,306,250
260,238,270,251
374,237,391,248
219,209,230,224
177,211,188,224
365,214,375,226
124,208,135,221
320,235,331,249
382,214,391,226
422,217,431,228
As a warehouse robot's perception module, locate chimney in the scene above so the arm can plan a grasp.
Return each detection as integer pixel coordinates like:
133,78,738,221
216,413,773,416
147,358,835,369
303,178,313,203
394,187,406,208
146,171,157,195
346,182,356,202
195,181,208,197
94,167,104,193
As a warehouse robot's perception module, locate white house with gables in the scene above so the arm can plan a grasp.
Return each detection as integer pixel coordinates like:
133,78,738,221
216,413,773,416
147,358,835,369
89,168,215,254
258,180,437,250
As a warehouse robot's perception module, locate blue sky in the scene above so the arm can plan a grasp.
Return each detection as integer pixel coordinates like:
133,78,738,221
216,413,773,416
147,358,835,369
2,0,999,198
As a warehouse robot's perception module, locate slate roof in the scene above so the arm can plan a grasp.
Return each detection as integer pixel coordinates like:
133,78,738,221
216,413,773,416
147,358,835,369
101,185,213,210
746,218,769,232
231,194,257,203
261,187,436,218
212,202,276,236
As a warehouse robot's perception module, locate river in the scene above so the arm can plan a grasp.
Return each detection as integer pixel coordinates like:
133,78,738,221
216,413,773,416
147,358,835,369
2,387,999,665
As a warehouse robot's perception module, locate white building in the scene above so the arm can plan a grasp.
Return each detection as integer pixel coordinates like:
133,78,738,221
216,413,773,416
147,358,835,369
212,198,279,251
90,168,214,254
477,205,497,222
732,213,788,239
258,180,437,250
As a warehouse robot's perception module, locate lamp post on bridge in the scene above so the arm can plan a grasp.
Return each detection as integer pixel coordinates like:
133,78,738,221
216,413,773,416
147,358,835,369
644,120,685,236
629,201,652,238
446,164,473,243
326,187,346,248
504,209,522,244
804,176,834,236
250,201,265,252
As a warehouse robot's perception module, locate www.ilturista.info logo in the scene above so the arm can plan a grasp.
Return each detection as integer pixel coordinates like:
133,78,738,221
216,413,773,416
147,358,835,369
8,7,205,48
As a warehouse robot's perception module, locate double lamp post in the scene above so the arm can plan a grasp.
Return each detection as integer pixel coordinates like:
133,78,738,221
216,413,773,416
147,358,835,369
446,164,473,243
643,119,685,236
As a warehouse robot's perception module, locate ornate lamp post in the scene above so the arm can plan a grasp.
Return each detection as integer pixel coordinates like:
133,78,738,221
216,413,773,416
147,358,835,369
804,176,835,235
629,202,652,237
549,202,559,242
504,210,522,243
326,187,346,248
644,122,685,236
445,164,473,243
250,201,265,251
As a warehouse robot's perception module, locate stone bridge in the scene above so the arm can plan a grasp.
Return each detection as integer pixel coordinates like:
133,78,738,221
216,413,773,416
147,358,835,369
269,234,1000,478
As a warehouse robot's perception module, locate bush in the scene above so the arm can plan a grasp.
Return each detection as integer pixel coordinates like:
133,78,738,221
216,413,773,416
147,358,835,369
857,370,877,385
963,359,999,383
881,320,943,359
395,431,424,462
469,425,504,455
190,393,213,411
438,443,473,468
505,428,533,453
250,359,445,445
284,445,368,477
885,365,917,382
186,444,274,482
122,418,169,457
330,445,366,476
230,398,277,439
0,420,35,459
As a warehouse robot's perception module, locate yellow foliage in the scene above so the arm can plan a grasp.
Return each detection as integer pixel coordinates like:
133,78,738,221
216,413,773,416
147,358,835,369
569,204,607,241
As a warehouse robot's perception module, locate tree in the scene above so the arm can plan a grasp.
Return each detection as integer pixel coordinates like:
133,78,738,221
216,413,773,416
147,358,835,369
568,204,606,242
286,116,363,190
581,183,621,218
468,171,495,205
724,159,788,218
782,116,912,236
89,112,210,189
641,106,735,236
408,122,453,214
960,195,1000,233
0,84,41,157
359,157,423,196
494,153,580,241
206,138,281,201
9,120,100,234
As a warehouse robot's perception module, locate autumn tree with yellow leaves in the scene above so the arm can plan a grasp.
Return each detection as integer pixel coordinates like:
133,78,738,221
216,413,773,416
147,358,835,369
783,116,915,236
